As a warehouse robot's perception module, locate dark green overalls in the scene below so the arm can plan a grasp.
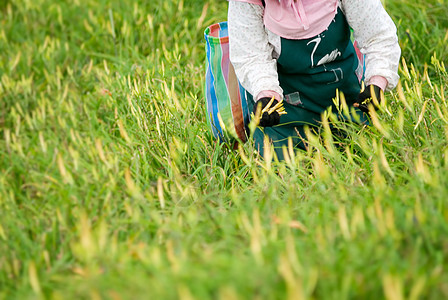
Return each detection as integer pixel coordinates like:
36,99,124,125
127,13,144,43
248,8,366,160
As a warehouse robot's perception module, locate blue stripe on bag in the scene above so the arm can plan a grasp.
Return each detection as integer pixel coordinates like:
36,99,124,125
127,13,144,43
205,31,223,137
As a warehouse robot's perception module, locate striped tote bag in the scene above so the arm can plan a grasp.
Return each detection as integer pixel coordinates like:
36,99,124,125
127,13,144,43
204,22,250,143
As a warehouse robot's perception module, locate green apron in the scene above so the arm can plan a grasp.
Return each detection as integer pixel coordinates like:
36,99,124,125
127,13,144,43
248,8,366,160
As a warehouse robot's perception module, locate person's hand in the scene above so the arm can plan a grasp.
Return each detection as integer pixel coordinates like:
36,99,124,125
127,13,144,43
255,97,281,127
354,84,383,113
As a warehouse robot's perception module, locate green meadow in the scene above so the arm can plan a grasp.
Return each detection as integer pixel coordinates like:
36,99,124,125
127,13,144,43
1,0,447,298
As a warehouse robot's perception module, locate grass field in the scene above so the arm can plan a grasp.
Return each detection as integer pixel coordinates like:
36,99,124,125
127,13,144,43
1,0,448,298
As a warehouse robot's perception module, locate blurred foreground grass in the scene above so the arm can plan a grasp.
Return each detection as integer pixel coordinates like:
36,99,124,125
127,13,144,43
1,0,448,299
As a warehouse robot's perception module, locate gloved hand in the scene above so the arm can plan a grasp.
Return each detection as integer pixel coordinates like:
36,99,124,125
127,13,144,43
354,84,383,113
256,97,281,127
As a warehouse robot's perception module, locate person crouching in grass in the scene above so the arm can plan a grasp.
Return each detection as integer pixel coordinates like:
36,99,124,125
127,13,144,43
228,0,400,160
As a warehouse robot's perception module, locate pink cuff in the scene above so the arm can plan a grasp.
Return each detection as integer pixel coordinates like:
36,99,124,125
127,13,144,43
368,76,388,91
255,90,283,101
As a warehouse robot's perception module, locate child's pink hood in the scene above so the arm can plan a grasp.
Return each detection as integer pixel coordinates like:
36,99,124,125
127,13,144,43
232,0,338,39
